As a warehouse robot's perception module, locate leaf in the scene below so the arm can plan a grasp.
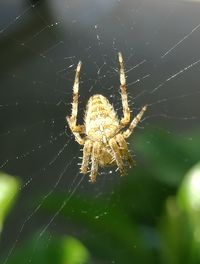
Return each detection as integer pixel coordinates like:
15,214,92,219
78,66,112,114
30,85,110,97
0,233,90,264
0,172,20,233
159,162,200,264
178,162,200,218
159,197,191,264
177,162,200,261
133,128,199,186
40,192,153,263
60,236,90,264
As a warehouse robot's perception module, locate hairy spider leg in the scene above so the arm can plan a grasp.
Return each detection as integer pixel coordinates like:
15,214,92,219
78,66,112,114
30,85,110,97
115,134,134,167
80,140,92,174
109,138,125,175
67,61,85,145
123,105,147,139
90,142,101,182
118,52,131,126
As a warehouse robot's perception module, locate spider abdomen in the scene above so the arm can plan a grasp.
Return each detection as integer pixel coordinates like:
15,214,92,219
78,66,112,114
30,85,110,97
85,94,119,141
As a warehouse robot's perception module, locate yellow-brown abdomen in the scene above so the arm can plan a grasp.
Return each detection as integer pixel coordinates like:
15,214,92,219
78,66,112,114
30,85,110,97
84,94,119,142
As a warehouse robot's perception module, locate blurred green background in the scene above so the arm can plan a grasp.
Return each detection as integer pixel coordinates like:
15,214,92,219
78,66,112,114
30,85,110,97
1,128,200,264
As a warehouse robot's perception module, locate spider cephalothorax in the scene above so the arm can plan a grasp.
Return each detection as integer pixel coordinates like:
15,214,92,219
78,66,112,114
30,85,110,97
67,52,147,182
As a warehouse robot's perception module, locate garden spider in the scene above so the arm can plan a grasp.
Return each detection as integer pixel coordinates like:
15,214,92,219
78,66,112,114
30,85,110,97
67,52,147,182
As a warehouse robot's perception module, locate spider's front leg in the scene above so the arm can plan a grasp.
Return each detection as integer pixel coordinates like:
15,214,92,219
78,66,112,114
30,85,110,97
67,61,85,145
67,120,85,145
118,52,131,126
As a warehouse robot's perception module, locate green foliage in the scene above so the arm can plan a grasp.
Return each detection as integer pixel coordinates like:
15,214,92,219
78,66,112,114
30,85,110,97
0,172,20,233
0,233,90,264
134,128,199,186
160,162,200,264
1,128,200,263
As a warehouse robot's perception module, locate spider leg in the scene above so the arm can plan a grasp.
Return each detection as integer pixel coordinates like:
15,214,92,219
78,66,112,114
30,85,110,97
109,138,125,175
123,105,147,139
118,52,131,126
80,140,92,174
67,61,85,145
89,142,101,183
116,134,134,167
67,119,85,145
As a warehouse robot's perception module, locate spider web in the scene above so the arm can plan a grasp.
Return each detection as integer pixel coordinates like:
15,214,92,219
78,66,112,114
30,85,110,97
0,0,200,263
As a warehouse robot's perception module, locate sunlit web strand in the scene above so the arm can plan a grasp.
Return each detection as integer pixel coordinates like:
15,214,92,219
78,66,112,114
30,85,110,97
38,171,84,237
0,5,33,35
0,3,62,64
2,20,63,65
0,114,67,140
161,22,200,59
25,0,65,54
143,113,198,122
148,90,200,107
2,143,74,264
125,59,147,73
127,74,150,86
9,34,55,64
0,100,65,109
19,138,71,191
110,59,147,75
0,130,66,170
150,58,200,94
27,172,84,263
23,22,61,45
0,112,65,137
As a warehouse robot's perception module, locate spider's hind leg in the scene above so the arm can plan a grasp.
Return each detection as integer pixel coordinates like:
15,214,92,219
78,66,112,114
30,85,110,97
89,142,101,183
80,140,92,174
109,138,125,175
116,134,134,168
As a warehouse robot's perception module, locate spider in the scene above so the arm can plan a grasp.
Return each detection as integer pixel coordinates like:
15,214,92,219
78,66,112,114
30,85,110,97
67,52,147,182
